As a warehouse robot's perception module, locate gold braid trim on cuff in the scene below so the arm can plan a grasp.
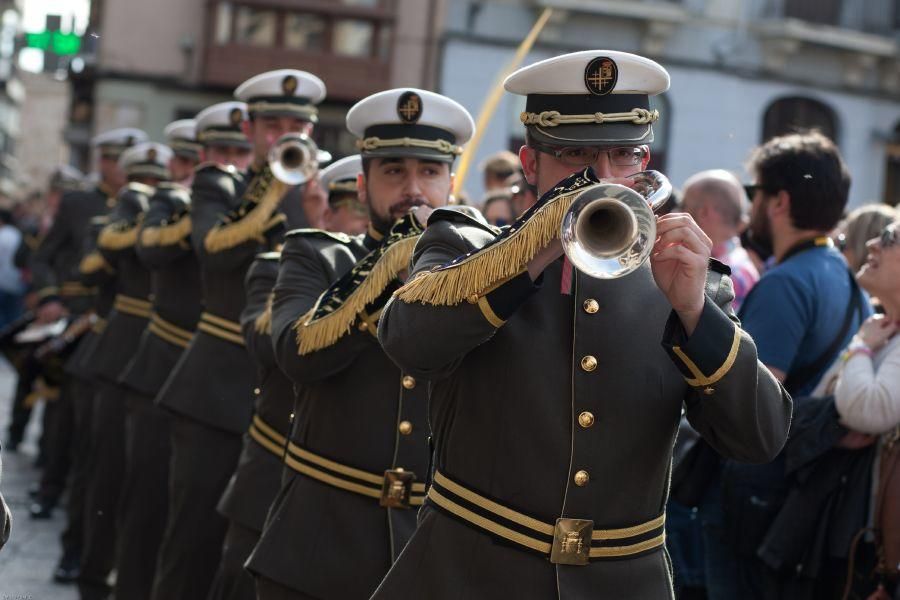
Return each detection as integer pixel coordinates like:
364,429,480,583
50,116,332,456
98,219,141,250
203,169,287,254
356,136,463,156
140,215,192,247
520,108,659,127
395,191,583,306
78,251,114,275
254,292,275,335
295,236,419,355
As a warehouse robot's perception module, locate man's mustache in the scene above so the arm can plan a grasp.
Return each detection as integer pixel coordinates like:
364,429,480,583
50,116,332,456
390,198,427,214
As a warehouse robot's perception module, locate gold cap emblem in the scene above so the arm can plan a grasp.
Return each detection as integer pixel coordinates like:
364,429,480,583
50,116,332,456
146,147,157,162
282,74,298,96
584,57,617,96
229,107,244,127
397,91,422,124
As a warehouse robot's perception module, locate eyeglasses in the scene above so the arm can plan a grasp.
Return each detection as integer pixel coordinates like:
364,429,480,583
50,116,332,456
743,184,777,198
878,226,898,249
529,142,646,167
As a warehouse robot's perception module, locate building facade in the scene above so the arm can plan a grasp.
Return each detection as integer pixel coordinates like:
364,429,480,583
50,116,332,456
0,0,23,198
68,0,446,170
438,0,900,208
18,71,70,195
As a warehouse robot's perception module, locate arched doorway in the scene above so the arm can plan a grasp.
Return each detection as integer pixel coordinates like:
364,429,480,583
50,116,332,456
761,96,839,143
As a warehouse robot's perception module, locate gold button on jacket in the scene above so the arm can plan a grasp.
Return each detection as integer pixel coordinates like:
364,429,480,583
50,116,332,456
580,355,597,372
583,299,599,314
399,420,413,435
578,411,595,428
573,470,590,486
402,375,416,389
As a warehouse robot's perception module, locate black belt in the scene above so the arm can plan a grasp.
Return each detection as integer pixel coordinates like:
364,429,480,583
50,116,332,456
283,441,425,509
148,314,194,348
113,294,152,319
248,414,287,458
427,471,666,565
196,312,244,346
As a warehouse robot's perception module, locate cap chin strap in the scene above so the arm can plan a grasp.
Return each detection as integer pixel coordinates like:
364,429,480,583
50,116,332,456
356,136,462,156
520,108,658,127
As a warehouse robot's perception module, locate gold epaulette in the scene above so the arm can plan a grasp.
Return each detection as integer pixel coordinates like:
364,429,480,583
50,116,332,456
98,219,141,250
295,215,422,355
203,167,287,254
78,251,114,275
395,168,597,307
140,215,192,248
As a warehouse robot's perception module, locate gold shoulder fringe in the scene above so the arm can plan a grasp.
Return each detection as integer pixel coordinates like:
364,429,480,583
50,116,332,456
98,221,140,250
140,215,192,247
78,251,113,275
254,292,275,335
394,190,578,306
203,176,287,254
295,236,418,355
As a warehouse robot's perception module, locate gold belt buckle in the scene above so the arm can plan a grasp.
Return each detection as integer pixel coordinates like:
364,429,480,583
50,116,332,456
380,468,414,509
550,518,593,566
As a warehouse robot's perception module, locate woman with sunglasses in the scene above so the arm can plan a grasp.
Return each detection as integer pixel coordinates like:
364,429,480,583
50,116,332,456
811,221,900,598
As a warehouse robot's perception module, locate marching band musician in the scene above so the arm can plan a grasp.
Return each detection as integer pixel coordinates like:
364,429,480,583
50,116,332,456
246,88,474,600
150,70,325,600
374,50,792,600
79,142,171,600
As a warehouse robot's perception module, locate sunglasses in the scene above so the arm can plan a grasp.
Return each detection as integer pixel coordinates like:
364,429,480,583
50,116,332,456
878,226,898,249
743,184,777,198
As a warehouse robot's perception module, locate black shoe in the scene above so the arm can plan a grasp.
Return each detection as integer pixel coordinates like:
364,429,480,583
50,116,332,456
29,499,55,519
53,554,80,583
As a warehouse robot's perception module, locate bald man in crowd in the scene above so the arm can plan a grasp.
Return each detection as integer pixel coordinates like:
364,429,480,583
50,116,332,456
682,169,760,309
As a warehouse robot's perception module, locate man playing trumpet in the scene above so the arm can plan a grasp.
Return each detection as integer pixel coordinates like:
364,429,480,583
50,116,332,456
375,50,791,599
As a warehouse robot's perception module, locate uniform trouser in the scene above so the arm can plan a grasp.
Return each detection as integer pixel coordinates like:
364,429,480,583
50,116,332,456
255,577,317,600
39,376,75,503
150,417,242,600
113,394,172,600
79,381,127,600
207,521,260,600
60,377,94,561
6,349,40,447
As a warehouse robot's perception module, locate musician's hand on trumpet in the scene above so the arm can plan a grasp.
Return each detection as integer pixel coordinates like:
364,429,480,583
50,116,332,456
527,177,638,282
650,213,713,336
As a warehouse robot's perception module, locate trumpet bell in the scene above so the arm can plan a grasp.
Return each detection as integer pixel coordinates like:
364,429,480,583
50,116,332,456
560,183,656,279
268,133,325,186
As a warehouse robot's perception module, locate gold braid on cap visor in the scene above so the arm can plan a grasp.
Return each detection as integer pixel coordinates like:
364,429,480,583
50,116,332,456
520,108,659,127
356,137,463,155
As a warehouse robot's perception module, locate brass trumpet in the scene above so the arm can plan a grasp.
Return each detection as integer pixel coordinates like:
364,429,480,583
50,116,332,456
559,170,672,279
268,133,332,185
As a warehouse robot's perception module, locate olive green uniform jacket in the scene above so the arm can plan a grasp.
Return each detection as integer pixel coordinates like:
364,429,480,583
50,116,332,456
31,182,116,312
89,183,153,384
374,205,792,600
246,224,430,599
156,164,285,433
119,182,202,396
